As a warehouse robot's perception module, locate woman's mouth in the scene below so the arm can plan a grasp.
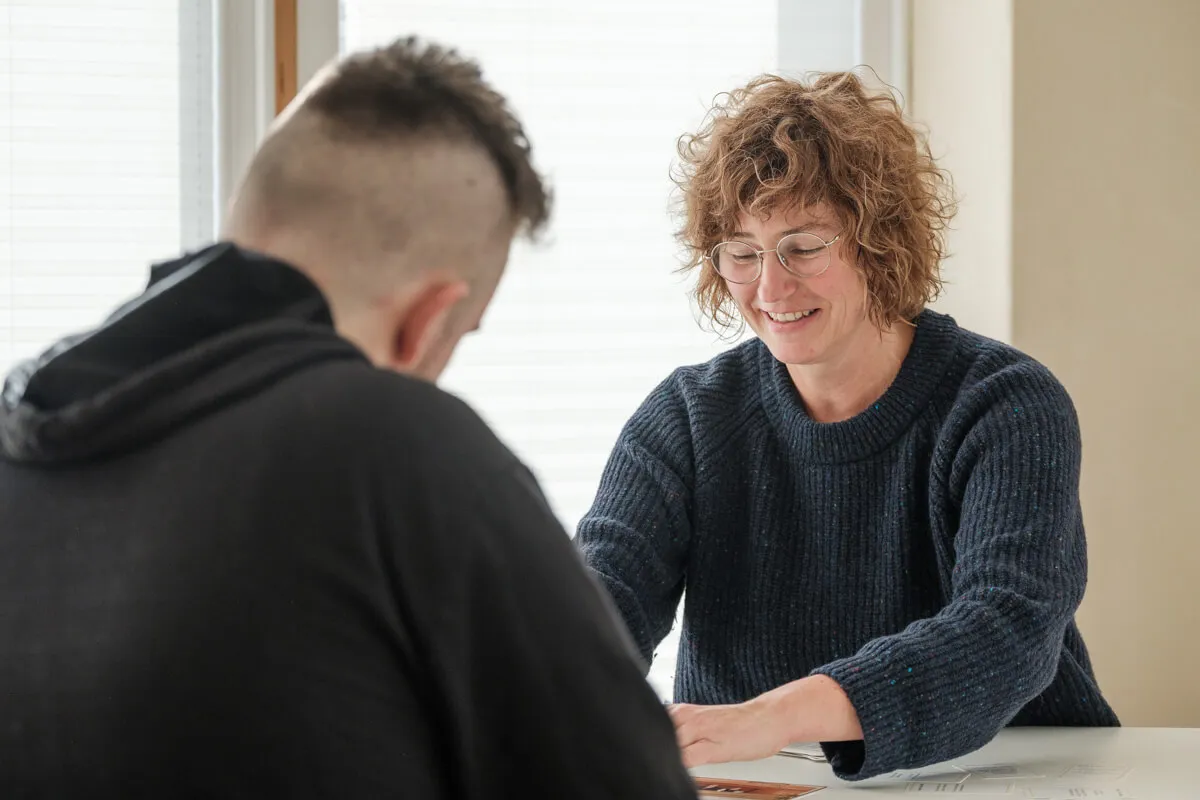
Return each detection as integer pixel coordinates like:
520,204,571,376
765,309,817,323
762,308,821,330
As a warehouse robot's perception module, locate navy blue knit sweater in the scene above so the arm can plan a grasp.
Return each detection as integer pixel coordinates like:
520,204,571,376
576,309,1118,781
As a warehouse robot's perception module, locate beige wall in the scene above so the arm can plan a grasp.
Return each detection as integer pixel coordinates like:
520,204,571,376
1011,0,1200,726
912,0,1200,727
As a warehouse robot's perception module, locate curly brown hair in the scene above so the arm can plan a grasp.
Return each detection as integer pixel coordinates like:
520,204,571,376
673,71,955,332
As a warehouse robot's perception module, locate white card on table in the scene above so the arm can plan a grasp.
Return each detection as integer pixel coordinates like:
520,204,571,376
891,766,971,785
961,764,1046,780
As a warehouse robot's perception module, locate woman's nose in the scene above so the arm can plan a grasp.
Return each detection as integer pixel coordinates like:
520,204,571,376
756,250,796,303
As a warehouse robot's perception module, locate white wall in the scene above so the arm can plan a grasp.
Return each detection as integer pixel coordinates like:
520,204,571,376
909,0,1013,344
297,0,339,88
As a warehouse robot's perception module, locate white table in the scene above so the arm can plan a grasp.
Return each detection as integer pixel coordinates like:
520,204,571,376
692,728,1200,799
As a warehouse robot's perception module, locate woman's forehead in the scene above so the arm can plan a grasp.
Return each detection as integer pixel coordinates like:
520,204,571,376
730,201,838,237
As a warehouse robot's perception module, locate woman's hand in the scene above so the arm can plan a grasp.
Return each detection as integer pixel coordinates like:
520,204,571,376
667,696,792,767
667,675,863,767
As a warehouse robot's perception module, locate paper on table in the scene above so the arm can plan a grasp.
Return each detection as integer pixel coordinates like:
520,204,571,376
1022,787,1138,799
1056,765,1132,781
906,781,1014,794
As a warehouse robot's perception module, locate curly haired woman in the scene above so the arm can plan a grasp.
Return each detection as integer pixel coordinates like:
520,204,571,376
576,72,1118,781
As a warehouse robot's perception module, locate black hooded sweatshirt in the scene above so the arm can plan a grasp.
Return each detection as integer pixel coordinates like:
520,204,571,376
0,243,697,800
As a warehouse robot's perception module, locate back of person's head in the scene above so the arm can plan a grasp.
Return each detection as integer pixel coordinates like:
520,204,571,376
226,36,550,380
674,71,955,332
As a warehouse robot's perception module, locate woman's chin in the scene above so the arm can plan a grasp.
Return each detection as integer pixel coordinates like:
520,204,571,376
763,340,823,367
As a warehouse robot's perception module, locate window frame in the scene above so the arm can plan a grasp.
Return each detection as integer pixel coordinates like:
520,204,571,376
215,0,339,228
215,0,278,220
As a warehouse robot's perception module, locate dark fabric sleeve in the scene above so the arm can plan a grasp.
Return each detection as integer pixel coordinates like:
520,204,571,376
575,381,695,669
387,456,698,800
811,364,1094,780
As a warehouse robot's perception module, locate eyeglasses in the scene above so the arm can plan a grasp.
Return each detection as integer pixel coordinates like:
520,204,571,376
704,232,841,284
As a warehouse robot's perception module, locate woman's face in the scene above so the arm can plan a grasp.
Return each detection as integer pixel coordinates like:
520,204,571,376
722,202,874,368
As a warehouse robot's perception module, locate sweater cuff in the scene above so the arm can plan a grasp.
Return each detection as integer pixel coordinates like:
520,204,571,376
809,659,916,781
817,739,866,777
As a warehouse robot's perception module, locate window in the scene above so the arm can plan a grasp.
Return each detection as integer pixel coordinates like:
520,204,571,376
0,0,218,373
340,0,785,695
338,1,782,530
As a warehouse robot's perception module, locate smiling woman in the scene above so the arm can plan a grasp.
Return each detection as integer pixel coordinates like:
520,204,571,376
680,73,951,337
718,204,891,392
575,70,1120,782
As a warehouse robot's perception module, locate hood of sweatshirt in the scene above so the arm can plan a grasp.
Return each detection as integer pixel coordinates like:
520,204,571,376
0,242,366,466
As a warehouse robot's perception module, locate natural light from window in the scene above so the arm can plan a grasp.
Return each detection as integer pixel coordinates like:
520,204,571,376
0,0,190,373
341,0,778,697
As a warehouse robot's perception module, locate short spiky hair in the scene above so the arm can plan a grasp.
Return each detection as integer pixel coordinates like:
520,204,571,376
304,35,550,236
674,72,955,331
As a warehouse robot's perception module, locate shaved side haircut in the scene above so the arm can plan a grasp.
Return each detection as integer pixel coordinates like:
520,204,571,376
226,36,551,294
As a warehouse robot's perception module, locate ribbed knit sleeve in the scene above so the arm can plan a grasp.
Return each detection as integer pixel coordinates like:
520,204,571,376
811,361,1091,779
576,377,696,668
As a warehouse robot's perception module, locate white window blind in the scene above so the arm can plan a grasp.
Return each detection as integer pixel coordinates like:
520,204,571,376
0,0,215,373
338,3,778,530
340,0,780,695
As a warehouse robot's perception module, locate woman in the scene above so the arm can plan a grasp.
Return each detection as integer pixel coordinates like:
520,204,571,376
575,72,1118,782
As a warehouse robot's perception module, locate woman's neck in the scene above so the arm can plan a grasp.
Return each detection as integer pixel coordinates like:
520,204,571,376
786,321,916,423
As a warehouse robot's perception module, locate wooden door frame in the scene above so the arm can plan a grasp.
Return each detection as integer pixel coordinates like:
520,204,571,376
274,0,299,114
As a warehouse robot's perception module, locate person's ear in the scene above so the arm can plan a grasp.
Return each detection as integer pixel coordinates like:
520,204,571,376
387,277,470,375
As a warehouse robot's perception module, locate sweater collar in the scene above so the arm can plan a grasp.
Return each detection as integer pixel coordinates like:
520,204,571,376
757,309,960,463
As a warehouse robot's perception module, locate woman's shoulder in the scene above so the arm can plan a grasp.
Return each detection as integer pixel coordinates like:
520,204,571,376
937,316,1074,409
929,312,1080,448
620,339,768,452
924,313,1084,493
665,337,769,398
641,338,776,432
